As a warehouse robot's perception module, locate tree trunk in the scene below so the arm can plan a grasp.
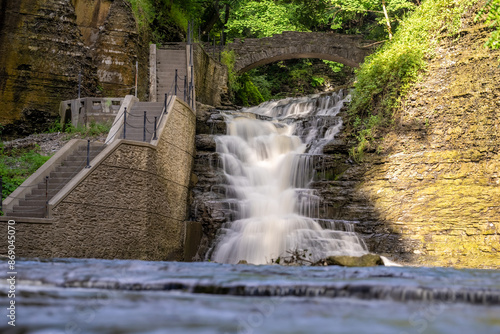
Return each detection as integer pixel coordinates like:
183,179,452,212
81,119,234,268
382,0,393,40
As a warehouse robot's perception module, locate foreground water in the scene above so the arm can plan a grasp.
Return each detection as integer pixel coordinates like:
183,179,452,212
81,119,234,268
1,258,500,333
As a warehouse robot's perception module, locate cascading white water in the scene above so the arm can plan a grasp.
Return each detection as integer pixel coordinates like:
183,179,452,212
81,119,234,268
211,90,367,264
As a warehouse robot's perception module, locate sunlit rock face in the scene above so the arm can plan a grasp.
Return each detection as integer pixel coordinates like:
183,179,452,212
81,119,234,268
0,0,148,135
350,18,500,269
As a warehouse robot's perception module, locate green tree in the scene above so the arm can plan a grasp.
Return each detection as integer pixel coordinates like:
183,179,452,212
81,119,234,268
328,0,417,39
225,0,304,38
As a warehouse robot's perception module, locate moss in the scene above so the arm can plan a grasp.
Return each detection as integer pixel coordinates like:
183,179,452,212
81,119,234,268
235,73,265,106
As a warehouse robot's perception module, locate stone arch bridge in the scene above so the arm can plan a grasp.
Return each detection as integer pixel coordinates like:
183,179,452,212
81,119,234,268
226,31,375,73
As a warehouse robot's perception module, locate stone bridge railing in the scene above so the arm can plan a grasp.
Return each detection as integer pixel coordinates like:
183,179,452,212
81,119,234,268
226,31,375,73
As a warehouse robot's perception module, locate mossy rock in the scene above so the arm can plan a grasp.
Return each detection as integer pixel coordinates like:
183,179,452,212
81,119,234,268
324,254,384,267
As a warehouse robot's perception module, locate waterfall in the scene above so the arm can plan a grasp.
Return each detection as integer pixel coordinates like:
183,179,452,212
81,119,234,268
210,90,367,264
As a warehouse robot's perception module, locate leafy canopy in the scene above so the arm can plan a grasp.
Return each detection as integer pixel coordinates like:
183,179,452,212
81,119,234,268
328,0,417,38
225,0,304,38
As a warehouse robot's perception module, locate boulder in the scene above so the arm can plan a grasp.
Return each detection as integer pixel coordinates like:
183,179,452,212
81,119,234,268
323,140,348,154
324,254,384,267
195,134,217,151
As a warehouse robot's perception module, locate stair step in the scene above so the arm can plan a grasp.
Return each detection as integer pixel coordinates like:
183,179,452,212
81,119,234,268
37,183,68,190
18,199,47,206
13,205,46,212
128,110,164,114
6,211,46,218
54,165,83,173
60,159,91,167
50,171,83,178
30,189,61,197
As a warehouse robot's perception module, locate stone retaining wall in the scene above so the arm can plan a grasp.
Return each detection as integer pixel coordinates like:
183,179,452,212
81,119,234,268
192,44,229,108
0,99,196,261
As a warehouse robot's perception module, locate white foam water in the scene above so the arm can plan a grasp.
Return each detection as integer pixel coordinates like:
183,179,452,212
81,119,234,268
211,90,367,264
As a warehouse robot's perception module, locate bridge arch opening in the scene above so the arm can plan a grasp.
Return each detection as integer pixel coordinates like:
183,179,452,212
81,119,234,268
237,53,359,74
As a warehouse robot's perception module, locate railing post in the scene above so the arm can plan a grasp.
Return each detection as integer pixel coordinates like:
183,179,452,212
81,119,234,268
184,75,187,102
190,65,195,108
123,107,127,139
153,116,157,140
45,176,49,218
86,139,90,168
190,44,193,67
135,61,138,98
175,69,178,96
143,111,147,142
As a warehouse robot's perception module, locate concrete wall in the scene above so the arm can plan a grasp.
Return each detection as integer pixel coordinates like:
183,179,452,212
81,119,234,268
0,98,197,261
59,97,124,128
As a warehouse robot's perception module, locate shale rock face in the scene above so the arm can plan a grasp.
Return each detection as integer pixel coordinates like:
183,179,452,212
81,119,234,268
189,104,228,259
0,0,91,132
346,17,500,268
0,0,148,136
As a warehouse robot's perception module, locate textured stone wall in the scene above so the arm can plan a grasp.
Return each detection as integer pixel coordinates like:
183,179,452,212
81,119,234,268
0,99,196,260
193,44,229,108
0,0,149,134
0,219,54,258
227,31,373,73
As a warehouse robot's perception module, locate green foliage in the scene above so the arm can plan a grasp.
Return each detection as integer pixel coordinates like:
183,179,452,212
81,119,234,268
311,76,326,87
0,144,51,201
327,0,417,39
250,74,273,101
221,49,241,100
323,60,344,73
348,0,476,161
48,119,112,138
235,73,265,106
225,0,304,38
126,0,156,29
48,120,63,133
169,3,189,32
221,50,237,87
476,0,500,49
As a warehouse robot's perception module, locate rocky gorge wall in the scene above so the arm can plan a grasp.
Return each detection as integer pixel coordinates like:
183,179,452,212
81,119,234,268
343,15,500,268
0,0,149,135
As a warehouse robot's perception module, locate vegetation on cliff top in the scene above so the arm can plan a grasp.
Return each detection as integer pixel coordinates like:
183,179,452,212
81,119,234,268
347,0,477,161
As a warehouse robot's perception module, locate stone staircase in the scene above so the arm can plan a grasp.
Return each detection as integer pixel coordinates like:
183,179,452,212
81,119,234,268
3,46,194,219
157,47,188,102
5,142,105,218
121,102,164,142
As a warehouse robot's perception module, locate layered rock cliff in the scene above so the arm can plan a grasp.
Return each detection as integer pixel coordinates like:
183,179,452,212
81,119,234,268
342,12,500,268
0,0,148,136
